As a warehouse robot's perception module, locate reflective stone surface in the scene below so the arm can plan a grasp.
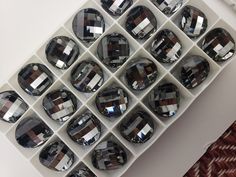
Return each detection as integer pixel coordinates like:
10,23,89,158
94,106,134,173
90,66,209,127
71,61,104,93
126,6,157,40
45,36,80,69
72,8,105,44
151,29,182,63
92,141,127,170
67,112,101,146
180,55,210,89
96,87,129,118
201,28,235,62
120,111,154,143
180,6,208,38
68,166,96,177
39,140,74,172
152,0,183,15
43,89,77,123
0,91,28,123
149,83,180,117
125,58,158,91
15,117,53,148
101,0,133,16
97,33,130,69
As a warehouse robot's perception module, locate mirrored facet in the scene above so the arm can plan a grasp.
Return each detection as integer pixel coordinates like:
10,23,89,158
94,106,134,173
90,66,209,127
92,141,127,170
15,117,53,148
67,166,96,177
18,63,54,96
67,112,101,146
0,91,28,123
152,0,183,15
71,61,104,93
101,0,133,16
45,36,80,69
43,89,77,123
125,6,157,40
39,140,74,172
120,111,154,143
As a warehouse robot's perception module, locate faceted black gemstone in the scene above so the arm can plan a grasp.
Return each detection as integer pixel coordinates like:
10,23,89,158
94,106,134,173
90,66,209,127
71,61,104,93
18,63,54,96
148,83,180,117
45,36,80,69
180,6,208,38
152,0,183,15
180,55,210,89
72,8,105,44
43,89,77,123
0,91,28,123
92,141,127,170
125,6,157,40
151,29,182,63
96,87,129,118
97,33,130,69
101,0,133,16
125,58,158,91
120,111,154,143
67,113,101,146
15,117,53,148
201,28,235,62
68,166,96,177
39,140,74,172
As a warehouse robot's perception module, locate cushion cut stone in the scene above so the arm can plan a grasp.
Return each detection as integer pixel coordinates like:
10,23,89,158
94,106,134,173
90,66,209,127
120,111,154,143
96,87,129,118
15,117,53,148
125,6,157,40
71,61,104,93
67,166,96,177
0,91,28,123
67,112,101,146
125,58,158,91
43,89,77,123
39,140,74,172
201,28,235,62
151,29,182,63
97,33,130,69
92,140,127,170
101,0,133,16
45,36,80,69
148,83,180,117
180,6,208,38
151,0,183,15
180,55,210,89
18,63,54,96
72,8,105,44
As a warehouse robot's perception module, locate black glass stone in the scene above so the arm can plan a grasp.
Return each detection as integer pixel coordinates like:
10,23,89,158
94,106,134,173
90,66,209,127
180,6,208,38
151,29,182,63
125,6,157,40
0,91,28,123
125,58,158,91
67,113,101,146
180,55,210,89
92,140,127,170
71,61,104,93
72,8,105,44
68,166,96,177
201,28,235,62
45,36,80,69
120,111,154,144
97,33,130,69
43,89,77,123
149,83,180,117
96,87,129,118
39,140,74,172
15,117,53,148
18,63,54,96
152,0,183,15
101,0,132,16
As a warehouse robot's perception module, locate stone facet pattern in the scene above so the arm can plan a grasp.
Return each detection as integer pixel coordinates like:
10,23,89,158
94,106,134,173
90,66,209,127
152,0,183,15
68,166,97,177
101,0,133,16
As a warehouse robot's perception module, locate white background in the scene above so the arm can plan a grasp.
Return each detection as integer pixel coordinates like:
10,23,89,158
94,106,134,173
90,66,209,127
0,0,235,177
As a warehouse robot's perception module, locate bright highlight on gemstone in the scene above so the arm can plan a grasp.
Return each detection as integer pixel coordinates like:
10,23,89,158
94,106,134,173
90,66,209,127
151,0,183,15
101,0,133,16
